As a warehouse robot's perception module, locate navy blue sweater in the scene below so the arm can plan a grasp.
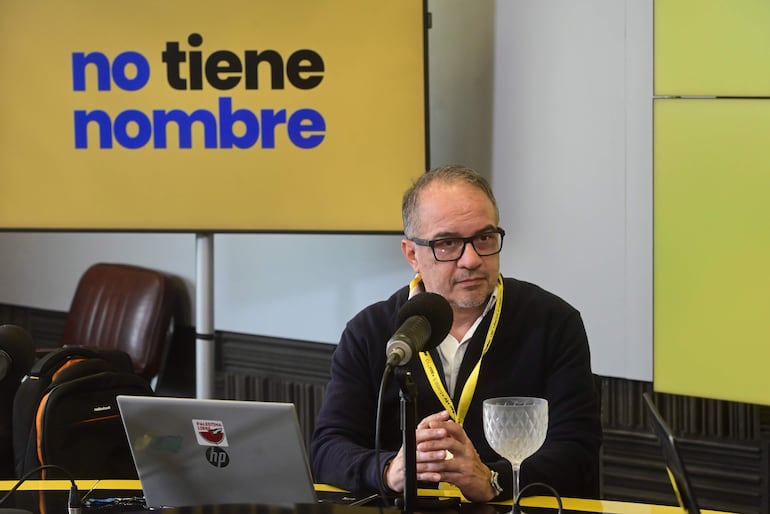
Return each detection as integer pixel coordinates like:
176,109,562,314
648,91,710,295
310,277,602,499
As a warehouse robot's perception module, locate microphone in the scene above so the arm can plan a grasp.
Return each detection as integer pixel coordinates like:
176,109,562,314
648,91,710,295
0,324,35,383
385,292,453,367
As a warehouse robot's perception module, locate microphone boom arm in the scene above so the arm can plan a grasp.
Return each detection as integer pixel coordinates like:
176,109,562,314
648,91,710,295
394,366,418,511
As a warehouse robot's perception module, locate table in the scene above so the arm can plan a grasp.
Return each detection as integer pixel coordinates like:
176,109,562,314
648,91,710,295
0,480,735,514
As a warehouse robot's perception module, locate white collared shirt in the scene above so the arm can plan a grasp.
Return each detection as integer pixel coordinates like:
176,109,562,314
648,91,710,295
436,290,498,397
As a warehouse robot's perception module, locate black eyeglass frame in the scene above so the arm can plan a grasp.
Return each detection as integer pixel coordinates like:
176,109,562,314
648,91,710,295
410,227,506,262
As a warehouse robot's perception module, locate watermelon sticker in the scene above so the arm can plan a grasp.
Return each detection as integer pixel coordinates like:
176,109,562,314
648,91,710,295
192,419,229,447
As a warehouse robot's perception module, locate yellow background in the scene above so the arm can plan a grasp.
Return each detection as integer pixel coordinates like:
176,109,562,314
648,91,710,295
654,0,770,405
654,99,770,405
655,0,770,96
0,1,426,231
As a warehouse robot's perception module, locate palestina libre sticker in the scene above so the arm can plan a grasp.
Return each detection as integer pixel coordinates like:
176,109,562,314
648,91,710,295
192,419,229,447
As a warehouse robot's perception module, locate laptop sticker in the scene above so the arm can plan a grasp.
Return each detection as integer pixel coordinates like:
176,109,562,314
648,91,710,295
192,419,229,446
134,433,183,453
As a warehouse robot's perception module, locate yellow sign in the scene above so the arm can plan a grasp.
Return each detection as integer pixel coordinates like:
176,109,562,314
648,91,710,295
654,99,770,406
0,1,427,231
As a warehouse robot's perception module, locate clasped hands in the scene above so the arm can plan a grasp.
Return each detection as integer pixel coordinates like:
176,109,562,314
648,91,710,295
384,410,496,502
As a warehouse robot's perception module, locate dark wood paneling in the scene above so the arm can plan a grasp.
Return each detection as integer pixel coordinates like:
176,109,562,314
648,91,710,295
219,332,334,385
0,304,67,348
602,429,766,513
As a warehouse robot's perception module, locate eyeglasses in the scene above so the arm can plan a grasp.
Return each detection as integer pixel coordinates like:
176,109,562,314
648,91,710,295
410,228,505,262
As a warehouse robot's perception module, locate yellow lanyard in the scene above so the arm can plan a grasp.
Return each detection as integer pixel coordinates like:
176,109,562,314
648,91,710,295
411,274,504,426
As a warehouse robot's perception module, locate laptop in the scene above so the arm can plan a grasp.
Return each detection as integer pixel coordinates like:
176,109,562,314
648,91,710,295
642,392,701,514
116,395,318,508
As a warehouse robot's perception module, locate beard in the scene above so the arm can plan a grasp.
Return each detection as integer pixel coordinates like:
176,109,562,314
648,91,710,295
452,293,491,310
448,277,495,310
423,266,498,312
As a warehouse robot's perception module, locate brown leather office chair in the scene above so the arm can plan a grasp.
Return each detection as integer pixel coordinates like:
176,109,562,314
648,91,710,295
60,262,179,381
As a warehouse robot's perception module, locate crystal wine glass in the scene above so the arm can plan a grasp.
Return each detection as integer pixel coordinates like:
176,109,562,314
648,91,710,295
483,396,548,504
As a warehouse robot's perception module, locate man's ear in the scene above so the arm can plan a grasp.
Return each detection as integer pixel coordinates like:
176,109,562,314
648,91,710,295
401,238,419,273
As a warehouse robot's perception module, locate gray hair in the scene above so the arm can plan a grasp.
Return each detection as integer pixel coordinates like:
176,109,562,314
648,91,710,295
401,164,499,237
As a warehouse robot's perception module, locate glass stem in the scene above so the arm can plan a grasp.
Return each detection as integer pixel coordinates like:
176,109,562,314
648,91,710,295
512,462,521,504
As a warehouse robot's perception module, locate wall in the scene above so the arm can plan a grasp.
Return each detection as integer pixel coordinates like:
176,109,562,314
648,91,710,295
491,0,652,381
0,0,653,381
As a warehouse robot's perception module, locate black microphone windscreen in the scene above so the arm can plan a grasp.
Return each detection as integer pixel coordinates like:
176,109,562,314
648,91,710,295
0,324,36,381
396,292,453,352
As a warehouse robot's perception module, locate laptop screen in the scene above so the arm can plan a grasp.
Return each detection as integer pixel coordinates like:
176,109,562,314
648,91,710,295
642,392,701,514
117,395,317,508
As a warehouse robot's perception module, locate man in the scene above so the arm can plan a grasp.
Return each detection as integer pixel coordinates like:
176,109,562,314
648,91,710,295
311,165,602,502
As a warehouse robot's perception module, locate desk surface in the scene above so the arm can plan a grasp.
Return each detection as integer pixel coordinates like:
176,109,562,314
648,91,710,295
0,480,735,514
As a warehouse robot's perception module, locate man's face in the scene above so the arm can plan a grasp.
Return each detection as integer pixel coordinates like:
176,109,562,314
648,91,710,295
401,181,500,312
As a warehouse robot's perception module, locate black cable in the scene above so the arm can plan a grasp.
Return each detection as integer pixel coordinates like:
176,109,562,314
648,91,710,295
375,365,395,507
0,464,81,514
514,482,563,514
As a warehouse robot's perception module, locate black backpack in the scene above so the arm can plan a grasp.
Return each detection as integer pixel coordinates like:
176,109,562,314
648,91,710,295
12,345,154,479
